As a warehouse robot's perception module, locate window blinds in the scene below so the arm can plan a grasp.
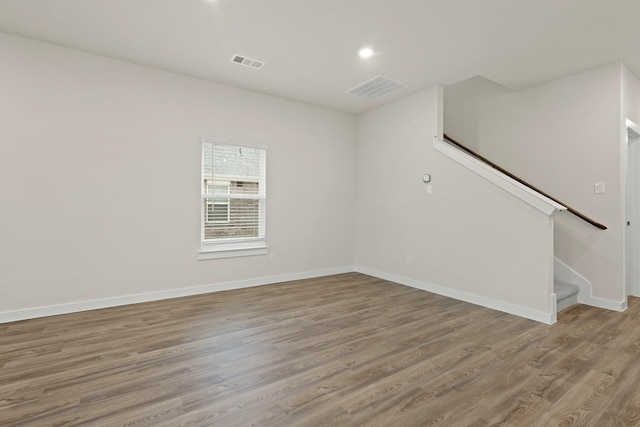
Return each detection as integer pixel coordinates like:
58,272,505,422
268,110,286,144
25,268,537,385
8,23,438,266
201,142,266,245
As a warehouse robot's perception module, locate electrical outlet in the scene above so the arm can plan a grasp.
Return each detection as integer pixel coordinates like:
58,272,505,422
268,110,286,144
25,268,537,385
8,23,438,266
404,253,412,264
269,252,276,262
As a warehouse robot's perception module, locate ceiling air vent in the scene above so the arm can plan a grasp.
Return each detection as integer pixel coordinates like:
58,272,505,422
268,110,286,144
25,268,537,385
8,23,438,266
346,75,406,100
231,54,265,70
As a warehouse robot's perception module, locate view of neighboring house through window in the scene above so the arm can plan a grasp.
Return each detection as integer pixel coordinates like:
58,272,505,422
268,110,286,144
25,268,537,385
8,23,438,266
205,182,230,223
200,139,267,258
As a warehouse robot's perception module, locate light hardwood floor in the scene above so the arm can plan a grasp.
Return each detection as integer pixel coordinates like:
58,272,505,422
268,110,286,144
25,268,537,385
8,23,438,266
2,272,640,426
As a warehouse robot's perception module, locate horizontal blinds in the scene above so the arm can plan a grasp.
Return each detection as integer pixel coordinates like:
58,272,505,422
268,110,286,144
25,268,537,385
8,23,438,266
202,142,266,242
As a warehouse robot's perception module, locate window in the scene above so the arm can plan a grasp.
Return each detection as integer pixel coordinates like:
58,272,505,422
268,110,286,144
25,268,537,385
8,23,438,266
205,182,230,223
200,139,267,259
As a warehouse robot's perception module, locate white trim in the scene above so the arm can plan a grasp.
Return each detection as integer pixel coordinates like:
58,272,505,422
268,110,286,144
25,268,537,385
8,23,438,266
199,237,268,259
625,119,640,299
201,139,267,257
201,136,267,150
626,118,640,137
198,245,268,260
355,265,556,324
0,266,355,324
584,296,627,312
5,262,625,325
433,137,567,216
554,257,627,312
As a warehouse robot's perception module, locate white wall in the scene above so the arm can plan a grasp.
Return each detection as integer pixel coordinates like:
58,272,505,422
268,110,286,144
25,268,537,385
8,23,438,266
0,33,356,317
355,87,556,322
5,31,631,324
443,75,512,151
446,63,626,305
623,65,640,124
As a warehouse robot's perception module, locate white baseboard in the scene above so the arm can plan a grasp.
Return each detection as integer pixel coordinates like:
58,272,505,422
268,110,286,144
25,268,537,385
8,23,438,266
9,263,623,326
355,265,556,324
554,258,627,312
0,266,355,324
582,295,627,311
550,292,558,324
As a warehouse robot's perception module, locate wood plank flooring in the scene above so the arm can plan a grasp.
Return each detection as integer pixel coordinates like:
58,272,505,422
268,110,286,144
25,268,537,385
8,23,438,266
2,272,640,426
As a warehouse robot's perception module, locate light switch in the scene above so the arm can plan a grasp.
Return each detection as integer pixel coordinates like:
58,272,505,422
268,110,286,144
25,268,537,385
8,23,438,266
594,182,605,194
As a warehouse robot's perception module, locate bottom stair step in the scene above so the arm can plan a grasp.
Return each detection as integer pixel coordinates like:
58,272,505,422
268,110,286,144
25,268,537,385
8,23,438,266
555,281,579,312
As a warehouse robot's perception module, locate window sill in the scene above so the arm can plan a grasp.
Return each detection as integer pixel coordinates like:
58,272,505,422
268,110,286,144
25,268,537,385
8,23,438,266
198,244,268,260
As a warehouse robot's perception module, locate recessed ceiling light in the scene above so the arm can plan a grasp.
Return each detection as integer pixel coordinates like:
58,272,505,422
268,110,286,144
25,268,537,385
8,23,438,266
359,47,374,58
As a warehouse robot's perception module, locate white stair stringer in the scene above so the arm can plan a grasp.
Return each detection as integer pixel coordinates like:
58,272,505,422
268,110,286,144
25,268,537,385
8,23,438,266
554,257,626,311
554,258,589,309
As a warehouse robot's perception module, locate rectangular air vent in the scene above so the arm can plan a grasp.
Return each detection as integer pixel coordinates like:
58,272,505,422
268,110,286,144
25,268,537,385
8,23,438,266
346,75,406,100
231,54,265,69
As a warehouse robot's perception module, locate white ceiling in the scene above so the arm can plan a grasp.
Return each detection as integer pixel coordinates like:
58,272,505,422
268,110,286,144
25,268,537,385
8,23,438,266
0,0,638,114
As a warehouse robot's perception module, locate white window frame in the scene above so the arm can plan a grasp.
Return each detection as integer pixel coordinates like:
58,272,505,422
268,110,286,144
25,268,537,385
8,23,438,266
199,137,267,260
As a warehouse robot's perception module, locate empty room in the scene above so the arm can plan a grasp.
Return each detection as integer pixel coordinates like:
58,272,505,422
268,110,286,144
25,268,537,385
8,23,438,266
2,1,640,425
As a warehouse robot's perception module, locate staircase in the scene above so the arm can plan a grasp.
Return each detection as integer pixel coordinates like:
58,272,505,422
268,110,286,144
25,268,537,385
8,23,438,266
555,281,579,312
437,135,600,321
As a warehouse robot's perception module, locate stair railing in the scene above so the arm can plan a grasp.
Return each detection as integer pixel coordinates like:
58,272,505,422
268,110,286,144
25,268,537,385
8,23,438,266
443,134,607,230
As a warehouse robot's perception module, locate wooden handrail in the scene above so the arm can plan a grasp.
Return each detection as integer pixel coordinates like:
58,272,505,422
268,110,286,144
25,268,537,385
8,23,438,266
443,134,607,230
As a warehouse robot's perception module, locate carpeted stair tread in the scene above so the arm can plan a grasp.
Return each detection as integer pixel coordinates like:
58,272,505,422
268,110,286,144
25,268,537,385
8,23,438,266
555,281,579,312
